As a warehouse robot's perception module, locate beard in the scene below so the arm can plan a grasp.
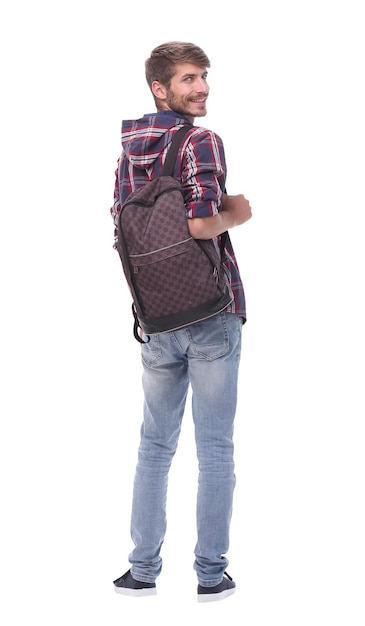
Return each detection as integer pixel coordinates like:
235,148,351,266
165,88,208,118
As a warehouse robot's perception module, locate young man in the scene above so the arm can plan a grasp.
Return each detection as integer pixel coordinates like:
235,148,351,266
110,41,252,602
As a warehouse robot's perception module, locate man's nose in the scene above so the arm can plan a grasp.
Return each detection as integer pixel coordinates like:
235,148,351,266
196,78,208,92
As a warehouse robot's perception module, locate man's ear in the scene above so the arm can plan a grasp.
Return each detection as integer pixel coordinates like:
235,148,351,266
151,80,167,101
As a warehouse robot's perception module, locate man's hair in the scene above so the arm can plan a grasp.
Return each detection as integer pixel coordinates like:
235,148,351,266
145,41,211,103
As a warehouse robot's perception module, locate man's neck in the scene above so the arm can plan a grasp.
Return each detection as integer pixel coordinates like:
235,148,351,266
156,106,195,124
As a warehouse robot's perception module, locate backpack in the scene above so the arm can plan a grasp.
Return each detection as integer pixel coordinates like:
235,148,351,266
116,125,233,343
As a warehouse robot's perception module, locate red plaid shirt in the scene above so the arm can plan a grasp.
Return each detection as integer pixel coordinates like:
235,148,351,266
110,111,246,320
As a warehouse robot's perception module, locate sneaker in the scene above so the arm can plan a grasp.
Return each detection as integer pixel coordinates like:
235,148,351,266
197,571,236,602
113,569,157,597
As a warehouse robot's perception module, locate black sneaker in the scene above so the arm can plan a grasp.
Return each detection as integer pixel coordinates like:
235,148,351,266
113,569,157,597
197,571,236,602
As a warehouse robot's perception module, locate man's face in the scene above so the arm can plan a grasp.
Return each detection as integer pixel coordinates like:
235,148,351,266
158,62,209,120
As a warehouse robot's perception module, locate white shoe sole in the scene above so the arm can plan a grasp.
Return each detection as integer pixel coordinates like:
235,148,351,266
114,586,157,597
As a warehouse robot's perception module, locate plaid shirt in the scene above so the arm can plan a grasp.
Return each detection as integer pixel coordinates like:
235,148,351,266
110,110,246,320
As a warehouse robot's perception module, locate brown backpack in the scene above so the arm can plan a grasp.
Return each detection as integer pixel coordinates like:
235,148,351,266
116,125,232,343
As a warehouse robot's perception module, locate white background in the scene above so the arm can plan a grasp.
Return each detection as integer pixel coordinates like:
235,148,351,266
1,0,364,624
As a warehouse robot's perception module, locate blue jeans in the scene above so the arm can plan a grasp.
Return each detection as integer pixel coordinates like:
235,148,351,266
128,312,242,586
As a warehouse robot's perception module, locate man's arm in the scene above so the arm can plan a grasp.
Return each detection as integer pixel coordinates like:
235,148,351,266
187,193,252,240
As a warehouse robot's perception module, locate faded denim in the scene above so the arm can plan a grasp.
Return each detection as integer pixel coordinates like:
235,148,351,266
128,312,242,586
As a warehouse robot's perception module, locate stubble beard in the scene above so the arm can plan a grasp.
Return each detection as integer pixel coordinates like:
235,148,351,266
165,89,207,118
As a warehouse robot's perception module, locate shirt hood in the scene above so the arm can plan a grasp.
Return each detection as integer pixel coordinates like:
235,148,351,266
121,111,193,169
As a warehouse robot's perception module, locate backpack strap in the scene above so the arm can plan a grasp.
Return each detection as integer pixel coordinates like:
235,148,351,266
219,229,228,256
162,125,192,176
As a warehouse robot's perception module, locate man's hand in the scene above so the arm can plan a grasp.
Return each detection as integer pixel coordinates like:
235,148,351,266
221,194,252,226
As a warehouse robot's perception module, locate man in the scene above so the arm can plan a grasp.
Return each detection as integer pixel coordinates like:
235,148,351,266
110,41,252,602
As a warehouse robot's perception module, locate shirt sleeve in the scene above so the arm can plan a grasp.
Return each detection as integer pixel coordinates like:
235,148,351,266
180,128,227,219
